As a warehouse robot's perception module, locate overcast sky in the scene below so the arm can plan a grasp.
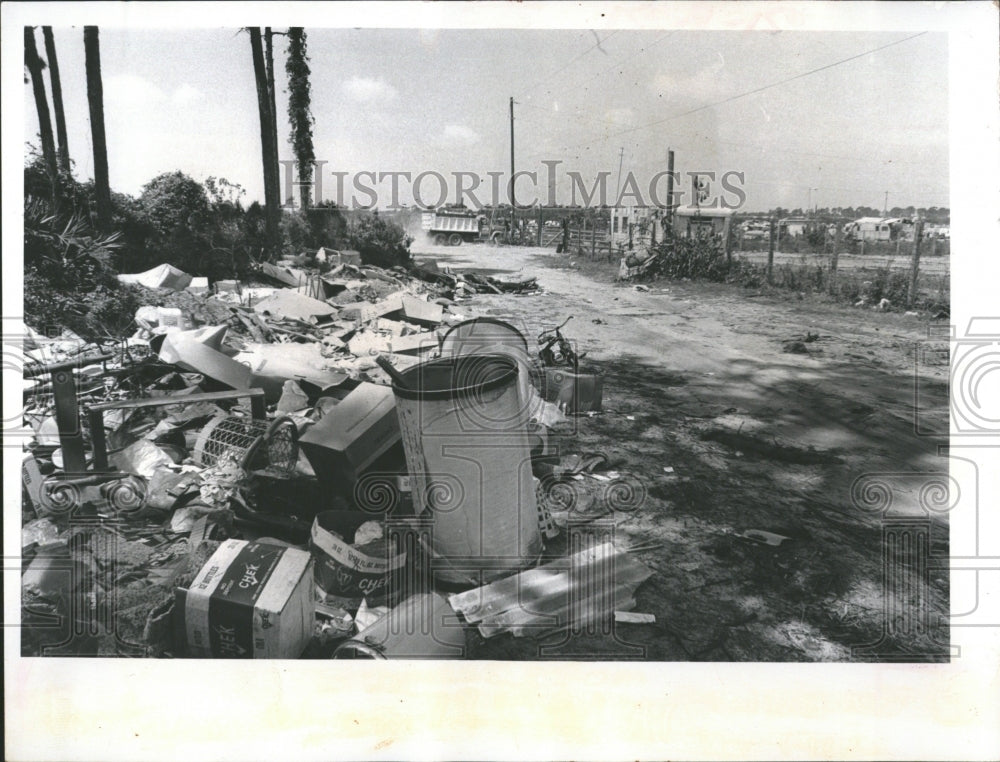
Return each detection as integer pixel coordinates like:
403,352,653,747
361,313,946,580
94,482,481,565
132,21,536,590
24,27,948,212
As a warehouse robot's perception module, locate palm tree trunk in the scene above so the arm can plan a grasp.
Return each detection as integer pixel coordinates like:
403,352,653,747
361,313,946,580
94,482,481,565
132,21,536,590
24,27,58,201
42,27,71,176
84,26,112,231
250,27,279,257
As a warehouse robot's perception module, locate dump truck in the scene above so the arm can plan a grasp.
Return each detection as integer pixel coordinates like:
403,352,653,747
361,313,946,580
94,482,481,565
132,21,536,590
422,208,487,246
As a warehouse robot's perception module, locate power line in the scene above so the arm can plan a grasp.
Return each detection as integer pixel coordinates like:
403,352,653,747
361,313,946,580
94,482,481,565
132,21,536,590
519,32,929,162
518,30,621,98
523,30,676,106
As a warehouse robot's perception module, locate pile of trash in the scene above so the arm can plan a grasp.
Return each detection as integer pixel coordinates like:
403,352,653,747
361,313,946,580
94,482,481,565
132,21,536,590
18,250,652,659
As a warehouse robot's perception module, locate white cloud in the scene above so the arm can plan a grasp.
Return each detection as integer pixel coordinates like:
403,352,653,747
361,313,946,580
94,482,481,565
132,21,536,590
171,83,202,107
341,76,398,104
442,124,480,145
105,74,167,108
105,75,203,111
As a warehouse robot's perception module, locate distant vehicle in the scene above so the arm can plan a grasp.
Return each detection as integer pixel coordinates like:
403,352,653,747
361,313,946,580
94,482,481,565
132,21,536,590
422,208,485,246
843,217,913,242
739,220,770,240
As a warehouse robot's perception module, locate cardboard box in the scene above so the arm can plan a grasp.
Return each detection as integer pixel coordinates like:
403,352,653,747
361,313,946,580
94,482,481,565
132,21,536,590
299,382,401,482
543,368,604,413
22,455,46,513
311,511,407,609
175,539,314,658
187,277,210,295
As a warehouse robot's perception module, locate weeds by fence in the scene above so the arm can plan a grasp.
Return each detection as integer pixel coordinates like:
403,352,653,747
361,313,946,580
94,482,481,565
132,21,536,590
626,231,949,312
737,232,950,258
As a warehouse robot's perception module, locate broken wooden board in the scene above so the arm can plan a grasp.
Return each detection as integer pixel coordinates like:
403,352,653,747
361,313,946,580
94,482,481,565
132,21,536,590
448,541,652,639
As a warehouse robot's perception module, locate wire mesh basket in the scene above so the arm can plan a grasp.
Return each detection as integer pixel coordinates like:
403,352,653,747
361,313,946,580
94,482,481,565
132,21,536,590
192,415,299,474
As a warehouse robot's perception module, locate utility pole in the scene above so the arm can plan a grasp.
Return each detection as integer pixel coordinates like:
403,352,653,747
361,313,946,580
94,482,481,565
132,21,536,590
507,95,517,243
614,146,625,204
509,97,516,208
883,190,889,216
908,218,924,308
666,148,675,229
613,146,624,243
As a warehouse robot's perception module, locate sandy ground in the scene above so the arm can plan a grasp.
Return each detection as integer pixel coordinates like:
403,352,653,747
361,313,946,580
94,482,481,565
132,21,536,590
414,241,951,661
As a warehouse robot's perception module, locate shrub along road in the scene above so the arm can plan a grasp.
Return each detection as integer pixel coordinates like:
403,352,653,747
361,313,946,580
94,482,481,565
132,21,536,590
415,241,950,661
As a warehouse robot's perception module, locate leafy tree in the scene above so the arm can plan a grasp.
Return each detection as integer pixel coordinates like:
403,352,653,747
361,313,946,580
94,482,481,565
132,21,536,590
136,171,212,273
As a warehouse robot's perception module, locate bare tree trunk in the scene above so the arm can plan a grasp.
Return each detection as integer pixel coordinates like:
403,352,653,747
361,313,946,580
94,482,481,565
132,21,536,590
265,28,281,205
250,27,280,257
42,27,71,176
84,26,112,231
24,27,58,201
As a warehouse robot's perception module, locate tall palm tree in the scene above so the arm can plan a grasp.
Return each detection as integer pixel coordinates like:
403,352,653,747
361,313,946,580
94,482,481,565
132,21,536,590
84,26,112,231
42,27,71,176
286,27,315,210
24,27,58,199
250,27,280,256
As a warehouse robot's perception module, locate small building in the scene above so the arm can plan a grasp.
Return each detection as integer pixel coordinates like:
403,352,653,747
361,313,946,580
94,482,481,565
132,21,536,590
672,204,734,240
779,217,810,237
611,206,658,247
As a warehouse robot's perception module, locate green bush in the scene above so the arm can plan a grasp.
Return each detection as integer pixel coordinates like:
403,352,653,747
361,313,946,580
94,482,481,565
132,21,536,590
23,199,141,337
648,232,729,281
347,213,413,269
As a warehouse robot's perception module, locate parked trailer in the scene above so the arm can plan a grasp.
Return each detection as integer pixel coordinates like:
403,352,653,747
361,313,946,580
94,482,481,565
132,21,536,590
422,210,483,246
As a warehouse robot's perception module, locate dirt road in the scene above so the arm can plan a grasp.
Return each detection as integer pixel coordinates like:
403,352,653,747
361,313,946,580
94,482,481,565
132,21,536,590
415,241,951,661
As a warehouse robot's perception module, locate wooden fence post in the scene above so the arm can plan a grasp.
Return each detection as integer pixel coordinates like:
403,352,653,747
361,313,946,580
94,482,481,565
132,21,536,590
591,217,597,259
767,218,775,285
908,219,924,308
829,225,841,295
724,218,733,266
